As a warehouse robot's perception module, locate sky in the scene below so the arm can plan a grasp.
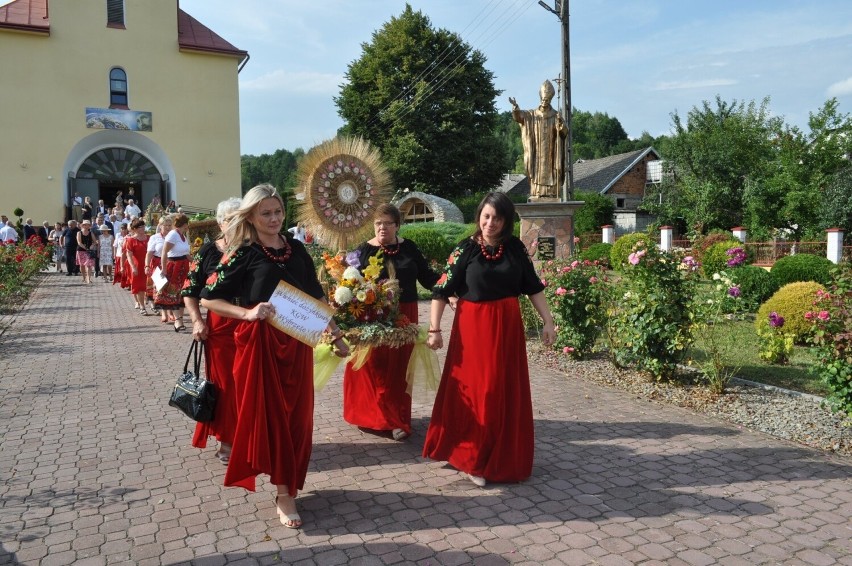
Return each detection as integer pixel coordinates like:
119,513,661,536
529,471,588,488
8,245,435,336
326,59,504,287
177,0,852,157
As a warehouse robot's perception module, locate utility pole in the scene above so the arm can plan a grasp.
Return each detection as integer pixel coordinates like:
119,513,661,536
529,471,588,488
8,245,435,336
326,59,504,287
538,0,573,202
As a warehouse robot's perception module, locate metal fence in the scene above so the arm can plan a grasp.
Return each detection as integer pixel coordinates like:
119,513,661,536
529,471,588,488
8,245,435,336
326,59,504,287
744,241,827,266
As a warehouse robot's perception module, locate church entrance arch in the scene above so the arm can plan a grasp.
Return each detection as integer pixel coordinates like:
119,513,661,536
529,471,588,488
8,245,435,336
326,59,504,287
72,147,165,214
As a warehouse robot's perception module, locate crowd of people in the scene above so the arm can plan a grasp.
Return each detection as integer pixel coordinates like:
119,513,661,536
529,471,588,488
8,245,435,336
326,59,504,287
22,186,557,531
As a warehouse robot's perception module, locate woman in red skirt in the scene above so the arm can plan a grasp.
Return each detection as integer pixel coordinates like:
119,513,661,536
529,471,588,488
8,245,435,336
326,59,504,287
156,213,191,332
123,218,150,313
182,197,242,464
342,204,439,440
423,192,556,487
201,185,349,529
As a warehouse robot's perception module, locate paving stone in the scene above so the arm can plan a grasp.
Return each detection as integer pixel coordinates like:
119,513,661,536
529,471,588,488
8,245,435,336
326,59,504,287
0,274,850,565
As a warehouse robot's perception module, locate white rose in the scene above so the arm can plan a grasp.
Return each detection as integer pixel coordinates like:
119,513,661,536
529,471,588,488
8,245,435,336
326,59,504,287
712,273,721,280
334,286,353,304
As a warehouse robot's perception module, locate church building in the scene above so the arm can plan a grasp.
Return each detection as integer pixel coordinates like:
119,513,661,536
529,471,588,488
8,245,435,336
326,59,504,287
0,0,248,221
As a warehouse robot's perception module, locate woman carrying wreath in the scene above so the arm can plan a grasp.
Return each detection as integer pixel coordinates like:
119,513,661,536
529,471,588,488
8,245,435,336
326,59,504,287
182,197,242,464
342,203,440,441
200,184,349,529
423,192,556,487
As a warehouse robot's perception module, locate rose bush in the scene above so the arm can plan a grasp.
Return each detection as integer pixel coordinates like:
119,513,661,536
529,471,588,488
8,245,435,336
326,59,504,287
540,258,609,359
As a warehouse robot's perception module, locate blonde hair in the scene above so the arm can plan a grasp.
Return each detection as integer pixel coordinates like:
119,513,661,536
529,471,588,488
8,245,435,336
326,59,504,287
224,184,285,254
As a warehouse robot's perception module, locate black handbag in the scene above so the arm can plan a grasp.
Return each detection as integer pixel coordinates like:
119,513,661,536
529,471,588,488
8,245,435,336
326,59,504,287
169,341,217,422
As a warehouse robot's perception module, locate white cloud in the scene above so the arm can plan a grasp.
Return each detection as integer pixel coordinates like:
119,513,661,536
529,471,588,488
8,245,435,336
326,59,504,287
653,79,738,91
241,70,343,94
827,77,852,97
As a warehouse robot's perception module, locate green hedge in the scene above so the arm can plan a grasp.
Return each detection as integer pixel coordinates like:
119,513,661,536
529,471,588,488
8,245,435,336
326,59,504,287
770,253,834,287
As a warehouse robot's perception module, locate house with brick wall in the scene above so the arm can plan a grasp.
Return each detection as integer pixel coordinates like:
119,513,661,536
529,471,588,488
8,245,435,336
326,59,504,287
573,147,662,235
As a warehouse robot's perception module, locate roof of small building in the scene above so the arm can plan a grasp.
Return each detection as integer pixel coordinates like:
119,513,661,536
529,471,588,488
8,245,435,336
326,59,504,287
495,173,530,196
573,147,660,195
396,191,465,224
0,0,247,63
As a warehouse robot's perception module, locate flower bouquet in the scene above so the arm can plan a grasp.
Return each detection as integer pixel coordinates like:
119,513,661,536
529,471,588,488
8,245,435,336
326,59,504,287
320,249,419,349
313,249,429,390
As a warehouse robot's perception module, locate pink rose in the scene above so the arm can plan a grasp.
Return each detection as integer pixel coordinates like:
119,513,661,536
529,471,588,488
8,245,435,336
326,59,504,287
818,310,830,321
563,346,575,354
555,287,567,296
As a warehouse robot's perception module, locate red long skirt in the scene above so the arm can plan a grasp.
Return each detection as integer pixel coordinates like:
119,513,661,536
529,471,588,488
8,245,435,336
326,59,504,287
422,297,534,483
342,301,418,434
224,320,314,495
146,256,161,300
154,258,189,310
192,311,238,448
126,239,148,294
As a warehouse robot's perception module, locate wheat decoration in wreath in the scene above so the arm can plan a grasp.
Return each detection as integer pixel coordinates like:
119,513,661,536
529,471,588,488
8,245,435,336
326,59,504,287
296,136,392,252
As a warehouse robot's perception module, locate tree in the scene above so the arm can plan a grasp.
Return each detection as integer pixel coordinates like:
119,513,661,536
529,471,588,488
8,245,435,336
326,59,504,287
335,5,508,197
571,109,630,160
742,98,852,240
820,166,852,240
241,148,305,227
573,191,614,235
647,96,783,235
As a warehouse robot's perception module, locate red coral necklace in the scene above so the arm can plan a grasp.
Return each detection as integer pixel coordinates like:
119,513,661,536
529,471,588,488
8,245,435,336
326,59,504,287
260,235,292,263
478,236,504,261
380,237,401,256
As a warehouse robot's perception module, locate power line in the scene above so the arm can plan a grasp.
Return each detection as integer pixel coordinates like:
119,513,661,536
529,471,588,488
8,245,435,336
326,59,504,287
362,1,533,131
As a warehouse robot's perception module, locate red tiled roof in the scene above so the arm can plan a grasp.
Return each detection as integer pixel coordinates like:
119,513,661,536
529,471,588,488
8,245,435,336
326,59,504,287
0,0,50,33
0,1,248,66
177,8,247,64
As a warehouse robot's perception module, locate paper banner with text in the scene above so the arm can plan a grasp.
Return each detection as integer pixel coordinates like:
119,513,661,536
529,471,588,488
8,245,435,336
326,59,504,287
266,280,335,348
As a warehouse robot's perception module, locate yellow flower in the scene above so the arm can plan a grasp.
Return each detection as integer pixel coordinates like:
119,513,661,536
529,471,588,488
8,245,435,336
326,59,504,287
363,255,382,280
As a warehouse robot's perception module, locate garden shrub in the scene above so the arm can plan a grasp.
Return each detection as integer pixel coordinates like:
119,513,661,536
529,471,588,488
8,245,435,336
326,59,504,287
0,237,51,311
730,265,779,312
755,281,826,343
605,244,695,380
401,222,468,246
580,242,612,268
397,225,454,264
693,231,736,265
540,258,609,358
573,191,614,235
806,265,852,416
610,232,649,270
770,253,834,287
702,240,750,278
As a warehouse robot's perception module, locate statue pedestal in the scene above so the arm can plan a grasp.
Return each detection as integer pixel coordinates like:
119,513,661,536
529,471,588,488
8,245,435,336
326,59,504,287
516,201,584,260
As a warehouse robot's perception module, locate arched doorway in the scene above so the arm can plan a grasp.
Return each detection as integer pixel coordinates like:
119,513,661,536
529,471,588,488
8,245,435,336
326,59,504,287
71,147,165,214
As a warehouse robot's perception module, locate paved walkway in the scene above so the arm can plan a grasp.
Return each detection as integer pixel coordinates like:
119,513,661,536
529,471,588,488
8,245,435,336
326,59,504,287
0,271,851,566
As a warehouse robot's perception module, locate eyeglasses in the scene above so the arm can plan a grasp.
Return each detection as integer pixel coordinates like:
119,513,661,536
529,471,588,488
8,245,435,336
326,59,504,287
374,221,396,228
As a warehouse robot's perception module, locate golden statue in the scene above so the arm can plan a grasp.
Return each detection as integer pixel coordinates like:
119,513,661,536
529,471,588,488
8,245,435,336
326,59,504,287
510,80,567,199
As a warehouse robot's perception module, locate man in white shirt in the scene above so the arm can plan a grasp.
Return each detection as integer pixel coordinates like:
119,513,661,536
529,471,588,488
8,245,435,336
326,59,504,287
125,199,142,218
0,220,19,243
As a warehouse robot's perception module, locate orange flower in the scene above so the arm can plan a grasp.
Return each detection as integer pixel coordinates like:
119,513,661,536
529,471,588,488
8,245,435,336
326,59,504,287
348,302,365,317
364,289,376,305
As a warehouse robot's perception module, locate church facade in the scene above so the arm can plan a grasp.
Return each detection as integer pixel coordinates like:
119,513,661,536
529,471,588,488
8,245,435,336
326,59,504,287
0,0,248,221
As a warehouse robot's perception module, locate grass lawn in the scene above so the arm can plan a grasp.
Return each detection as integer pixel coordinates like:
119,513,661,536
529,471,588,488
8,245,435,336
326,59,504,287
688,318,826,396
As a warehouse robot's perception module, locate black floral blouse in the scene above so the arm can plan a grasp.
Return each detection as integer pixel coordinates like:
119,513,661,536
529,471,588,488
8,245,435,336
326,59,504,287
432,236,544,302
181,241,223,299
200,237,324,305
